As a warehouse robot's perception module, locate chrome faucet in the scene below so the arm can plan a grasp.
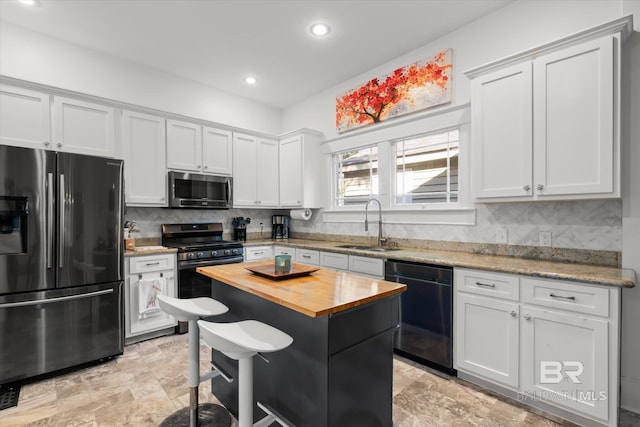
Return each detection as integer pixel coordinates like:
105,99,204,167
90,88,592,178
365,198,386,247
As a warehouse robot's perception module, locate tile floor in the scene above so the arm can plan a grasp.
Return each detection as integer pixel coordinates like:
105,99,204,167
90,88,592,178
0,333,620,426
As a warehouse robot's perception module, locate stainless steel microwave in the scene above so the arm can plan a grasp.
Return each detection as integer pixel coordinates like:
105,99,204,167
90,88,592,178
168,171,232,209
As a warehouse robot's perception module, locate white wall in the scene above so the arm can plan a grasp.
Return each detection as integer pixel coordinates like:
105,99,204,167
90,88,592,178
0,22,283,135
282,0,622,139
620,0,640,414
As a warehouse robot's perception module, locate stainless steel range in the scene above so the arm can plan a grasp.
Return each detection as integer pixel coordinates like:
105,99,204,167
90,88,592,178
162,222,243,333
162,222,243,295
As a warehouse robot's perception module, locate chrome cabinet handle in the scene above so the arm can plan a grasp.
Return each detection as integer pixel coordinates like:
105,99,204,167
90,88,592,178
523,314,531,320
537,184,544,190
145,262,161,266
57,142,62,148
510,311,517,317
44,141,50,146
549,293,576,301
254,251,264,255
203,165,208,169
523,185,530,191
475,281,496,288
302,254,311,258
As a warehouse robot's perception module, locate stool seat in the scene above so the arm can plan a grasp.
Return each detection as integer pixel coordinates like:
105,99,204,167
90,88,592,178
198,320,293,360
157,294,228,322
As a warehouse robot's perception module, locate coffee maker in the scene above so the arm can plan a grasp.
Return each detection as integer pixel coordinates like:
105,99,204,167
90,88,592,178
272,215,290,239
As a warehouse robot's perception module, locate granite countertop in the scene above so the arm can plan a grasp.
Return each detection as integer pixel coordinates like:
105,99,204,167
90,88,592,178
124,246,177,257
244,239,636,288
197,261,406,317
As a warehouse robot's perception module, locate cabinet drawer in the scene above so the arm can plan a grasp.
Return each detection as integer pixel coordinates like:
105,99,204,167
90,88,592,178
128,254,175,274
320,251,348,271
455,268,519,301
245,246,274,261
349,256,383,278
521,277,609,317
273,246,295,256
296,249,320,265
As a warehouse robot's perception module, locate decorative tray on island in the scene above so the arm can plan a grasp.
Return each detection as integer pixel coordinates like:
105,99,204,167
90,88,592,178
245,262,320,281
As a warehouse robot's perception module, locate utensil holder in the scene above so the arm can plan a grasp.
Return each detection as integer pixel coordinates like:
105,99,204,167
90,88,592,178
234,228,247,242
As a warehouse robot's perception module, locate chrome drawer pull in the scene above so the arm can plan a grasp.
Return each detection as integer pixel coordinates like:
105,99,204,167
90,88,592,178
475,281,496,288
145,262,161,266
510,310,517,317
302,255,311,258
549,293,576,301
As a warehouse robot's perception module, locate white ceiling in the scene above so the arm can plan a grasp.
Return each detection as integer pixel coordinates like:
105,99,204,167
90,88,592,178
0,0,513,109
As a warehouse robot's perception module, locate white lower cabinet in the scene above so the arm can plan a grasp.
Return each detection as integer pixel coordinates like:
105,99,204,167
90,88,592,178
295,249,320,266
244,245,274,261
125,254,177,344
349,255,384,278
455,293,519,389
454,268,620,427
320,251,348,272
273,245,295,256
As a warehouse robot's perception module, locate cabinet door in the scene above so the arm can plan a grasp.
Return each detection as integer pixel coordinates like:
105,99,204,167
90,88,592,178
455,293,519,389
279,135,303,207
122,110,167,206
521,305,608,421
257,138,279,207
320,251,348,271
0,85,51,150
166,119,202,172
472,63,533,200
233,133,258,206
274,246,295,256
53,96,115,157
202,126,232,175
533,36,615,198
126,269,177,337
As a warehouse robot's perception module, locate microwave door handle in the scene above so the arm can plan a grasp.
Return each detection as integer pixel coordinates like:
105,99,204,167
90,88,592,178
227,179,231,205
46,172,54,269
58,173,65,268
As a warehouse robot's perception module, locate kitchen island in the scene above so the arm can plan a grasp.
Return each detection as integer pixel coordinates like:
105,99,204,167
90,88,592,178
197,261,406,427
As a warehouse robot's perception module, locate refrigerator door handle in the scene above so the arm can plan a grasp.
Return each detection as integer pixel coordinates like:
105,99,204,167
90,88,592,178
59,173,65,268
47,172,54,269
0,289,114,308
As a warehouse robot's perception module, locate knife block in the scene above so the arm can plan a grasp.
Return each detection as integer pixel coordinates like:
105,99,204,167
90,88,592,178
234,228,246,242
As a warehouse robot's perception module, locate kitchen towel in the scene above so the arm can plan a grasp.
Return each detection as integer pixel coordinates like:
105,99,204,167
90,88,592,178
138,278,166,315
290,209,312,221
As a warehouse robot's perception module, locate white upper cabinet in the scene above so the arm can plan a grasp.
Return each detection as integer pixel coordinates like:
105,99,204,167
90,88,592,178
166,120,232,175
0,84,51,150
166,119,202,172
471,63,533,199
202,126,232,175
533,37,614,197
279,130,324,208
122,110,167,206
53,96,116,157
232,133,278,207
468,29,623,202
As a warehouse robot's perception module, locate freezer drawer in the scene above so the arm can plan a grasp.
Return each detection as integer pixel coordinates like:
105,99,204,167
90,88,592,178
0,281,124,384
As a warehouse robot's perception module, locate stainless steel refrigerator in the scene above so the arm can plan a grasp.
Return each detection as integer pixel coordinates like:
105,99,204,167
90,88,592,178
0,145,124,384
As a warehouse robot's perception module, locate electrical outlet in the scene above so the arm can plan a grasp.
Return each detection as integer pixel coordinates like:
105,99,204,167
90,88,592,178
539,231,552,247
496,227,508,244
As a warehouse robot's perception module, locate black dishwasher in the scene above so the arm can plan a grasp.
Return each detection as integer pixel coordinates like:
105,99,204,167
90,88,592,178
385,259,455,375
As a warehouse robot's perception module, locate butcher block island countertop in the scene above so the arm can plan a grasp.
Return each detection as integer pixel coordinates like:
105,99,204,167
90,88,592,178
197,261,406,317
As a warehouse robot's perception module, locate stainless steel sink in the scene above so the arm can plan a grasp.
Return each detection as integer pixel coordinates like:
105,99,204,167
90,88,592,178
336,244,400,252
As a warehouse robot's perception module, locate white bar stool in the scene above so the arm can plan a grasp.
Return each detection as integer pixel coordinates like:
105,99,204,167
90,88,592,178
198,319,294,427
157,295,231,427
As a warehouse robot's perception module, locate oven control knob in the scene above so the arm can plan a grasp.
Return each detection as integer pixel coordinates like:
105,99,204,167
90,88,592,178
224,249,231,256
197,251,205,259
232,249,239,255
187,253,197,260
211,250,218,257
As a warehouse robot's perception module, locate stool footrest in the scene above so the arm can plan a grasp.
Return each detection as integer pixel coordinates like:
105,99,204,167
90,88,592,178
209,360,234,384
256,401,295,427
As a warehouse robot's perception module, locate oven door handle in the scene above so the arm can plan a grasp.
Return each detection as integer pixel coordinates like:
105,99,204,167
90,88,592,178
178,257,244,270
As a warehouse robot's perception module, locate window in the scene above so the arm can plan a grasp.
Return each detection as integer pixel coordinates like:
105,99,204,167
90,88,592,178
394,129,459,205
334,145,378,207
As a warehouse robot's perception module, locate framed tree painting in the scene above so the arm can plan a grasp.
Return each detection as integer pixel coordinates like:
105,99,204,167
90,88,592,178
336,49,453,133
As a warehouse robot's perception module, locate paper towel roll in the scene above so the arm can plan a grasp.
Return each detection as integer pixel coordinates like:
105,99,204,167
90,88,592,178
290,209,312,221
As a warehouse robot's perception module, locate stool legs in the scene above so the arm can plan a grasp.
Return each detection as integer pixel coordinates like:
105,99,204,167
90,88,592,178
238,357,253,427
188,319,200,427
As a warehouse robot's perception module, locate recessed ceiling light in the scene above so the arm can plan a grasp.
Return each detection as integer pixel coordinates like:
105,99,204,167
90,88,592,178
18,0,39,6
244,76,257,85
310,23,331,37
